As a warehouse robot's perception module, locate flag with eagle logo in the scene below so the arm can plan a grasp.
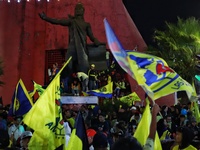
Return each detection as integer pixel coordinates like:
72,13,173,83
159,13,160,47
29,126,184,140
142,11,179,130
87,82,113,98
104,19,194,100
8,79,33,117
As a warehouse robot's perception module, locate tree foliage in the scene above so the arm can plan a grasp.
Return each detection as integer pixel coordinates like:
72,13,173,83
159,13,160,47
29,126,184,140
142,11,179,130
147,17,200,83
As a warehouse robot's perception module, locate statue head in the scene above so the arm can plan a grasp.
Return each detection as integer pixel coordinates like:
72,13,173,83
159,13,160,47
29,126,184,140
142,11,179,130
74,2,85,17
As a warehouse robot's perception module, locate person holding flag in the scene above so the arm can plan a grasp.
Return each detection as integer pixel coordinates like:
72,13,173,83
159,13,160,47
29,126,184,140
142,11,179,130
22,57,72,150
111,103,161,150
104,18,194,101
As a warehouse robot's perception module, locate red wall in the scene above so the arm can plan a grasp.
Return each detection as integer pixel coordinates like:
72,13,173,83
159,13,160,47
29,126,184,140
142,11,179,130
0,0,174,106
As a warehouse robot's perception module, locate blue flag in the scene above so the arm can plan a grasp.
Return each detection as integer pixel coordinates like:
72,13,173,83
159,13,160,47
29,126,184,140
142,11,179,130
9,79,33,117
87,82,113,98
104,19,134,78
66,112,89,150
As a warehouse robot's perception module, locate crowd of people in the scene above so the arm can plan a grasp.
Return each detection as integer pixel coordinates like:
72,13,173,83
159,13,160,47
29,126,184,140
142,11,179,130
2,1,200,149
0,62,200,150
1,95,200,149
49,61,131,98
0,60,200,150
1,60,200,149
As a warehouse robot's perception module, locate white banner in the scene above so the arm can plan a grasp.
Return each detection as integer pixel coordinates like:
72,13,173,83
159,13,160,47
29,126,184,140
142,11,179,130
61,96,99,104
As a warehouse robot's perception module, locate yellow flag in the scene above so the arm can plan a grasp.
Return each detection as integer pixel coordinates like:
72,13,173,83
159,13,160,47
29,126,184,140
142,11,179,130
119,92,140,106
134,100,151,145
126,51,194,100
33,81,45,96
23,75,65,150
104,19,193,101
155,132,162,150
193,101,200,123
82,91,89,96
191,82,200,123
134,100,162,150
23,57,72,150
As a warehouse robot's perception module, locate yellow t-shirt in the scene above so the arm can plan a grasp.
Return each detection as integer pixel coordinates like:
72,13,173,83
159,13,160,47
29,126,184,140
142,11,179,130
172,144,197,150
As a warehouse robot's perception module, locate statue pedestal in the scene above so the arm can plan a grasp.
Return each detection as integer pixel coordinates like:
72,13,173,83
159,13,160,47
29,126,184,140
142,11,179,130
88,44,107,71
61,96,98,104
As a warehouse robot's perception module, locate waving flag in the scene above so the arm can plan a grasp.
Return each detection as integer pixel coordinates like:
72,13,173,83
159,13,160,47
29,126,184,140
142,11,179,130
126,51,193,100
104,19,194,100
119,92,140,106
23,57,72,150
33,81,45,96
190,82,200,123
134,100,162,150
9,79,33,117
29,81,45,98
24,75,65,150
87,82,113,98
104,19,134,79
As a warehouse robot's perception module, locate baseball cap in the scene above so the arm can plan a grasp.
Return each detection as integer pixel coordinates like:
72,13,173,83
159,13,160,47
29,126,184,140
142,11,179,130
21,131,32,140
130,106,137,111
86,129,96,137
91,64,95,67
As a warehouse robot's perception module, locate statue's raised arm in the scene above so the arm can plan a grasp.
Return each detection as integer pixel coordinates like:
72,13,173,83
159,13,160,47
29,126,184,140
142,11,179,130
38,12,70,26
39,2,104,75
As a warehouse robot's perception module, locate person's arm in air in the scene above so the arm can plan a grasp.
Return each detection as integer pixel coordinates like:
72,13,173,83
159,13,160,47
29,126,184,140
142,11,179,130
143,104,160,150
39,12,70,26
149,104,160,139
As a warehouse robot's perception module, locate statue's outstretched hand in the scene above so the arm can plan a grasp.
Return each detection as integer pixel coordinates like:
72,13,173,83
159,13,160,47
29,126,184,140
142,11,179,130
39,12,46,20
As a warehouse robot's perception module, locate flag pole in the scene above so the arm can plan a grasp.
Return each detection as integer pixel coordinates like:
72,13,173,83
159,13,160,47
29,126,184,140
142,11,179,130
54,56,72,79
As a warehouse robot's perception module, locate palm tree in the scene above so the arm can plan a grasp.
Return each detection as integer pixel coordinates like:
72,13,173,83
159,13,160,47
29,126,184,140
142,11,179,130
0,58,4,86
147,17,200,83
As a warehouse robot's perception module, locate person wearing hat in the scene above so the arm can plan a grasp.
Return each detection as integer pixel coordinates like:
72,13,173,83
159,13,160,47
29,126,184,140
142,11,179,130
86,129,96,150
129,106,141,124
20,131,32,150
112,104,160,150
88,64,98,90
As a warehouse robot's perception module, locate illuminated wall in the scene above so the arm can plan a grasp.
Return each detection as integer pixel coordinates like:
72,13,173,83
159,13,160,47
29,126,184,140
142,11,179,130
0,0,174,106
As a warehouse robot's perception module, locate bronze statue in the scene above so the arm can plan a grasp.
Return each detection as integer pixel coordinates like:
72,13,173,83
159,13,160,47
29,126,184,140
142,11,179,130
39,3,101,75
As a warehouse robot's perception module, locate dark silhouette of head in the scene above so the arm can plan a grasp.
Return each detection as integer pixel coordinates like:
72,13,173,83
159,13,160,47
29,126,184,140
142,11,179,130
111,136,143,150
93,132,108,150
175,127,194,149
75,3,85,17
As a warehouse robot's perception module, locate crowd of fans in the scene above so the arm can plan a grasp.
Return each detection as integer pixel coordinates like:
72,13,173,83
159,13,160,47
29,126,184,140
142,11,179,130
63,101,200,150
48,61,131,98
0,98,200,149
0,62,200,149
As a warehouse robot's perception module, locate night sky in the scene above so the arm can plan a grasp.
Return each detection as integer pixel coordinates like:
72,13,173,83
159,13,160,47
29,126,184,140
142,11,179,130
123,0,200,45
